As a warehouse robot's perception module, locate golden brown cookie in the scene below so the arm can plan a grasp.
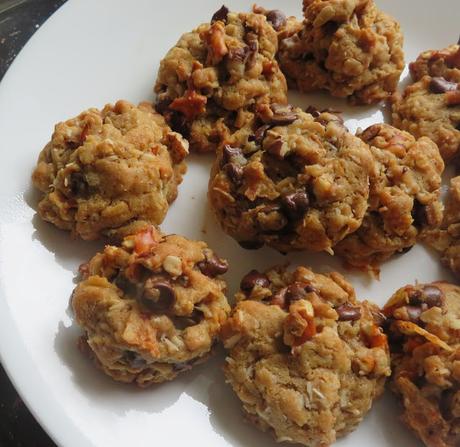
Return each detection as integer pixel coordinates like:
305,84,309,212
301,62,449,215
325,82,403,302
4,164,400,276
384,282,460,447
409,44,460,83
335,123,444,273
72,226,230,386
278,0,404,104
391,76,460,162
154,7,288,153
208,105,374,253
222,265,390,446
31,100,188,241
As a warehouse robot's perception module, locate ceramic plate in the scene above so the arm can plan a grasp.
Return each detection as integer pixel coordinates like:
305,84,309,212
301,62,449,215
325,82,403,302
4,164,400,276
0,0,457,446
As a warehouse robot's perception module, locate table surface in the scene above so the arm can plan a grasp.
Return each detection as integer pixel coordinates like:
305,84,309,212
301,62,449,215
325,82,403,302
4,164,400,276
0,2,65,445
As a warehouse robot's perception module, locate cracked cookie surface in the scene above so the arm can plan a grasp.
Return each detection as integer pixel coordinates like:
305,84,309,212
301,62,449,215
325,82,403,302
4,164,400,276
154,7,288,153
335,123,444,273
31,100,188,241
72,226,230,386
222,265,390,446
384,282,460,447
208,105,374,253
278,0,404,104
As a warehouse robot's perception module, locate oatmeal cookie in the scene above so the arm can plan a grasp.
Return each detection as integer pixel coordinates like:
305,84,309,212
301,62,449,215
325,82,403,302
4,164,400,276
391,76,460,162
409,44,460,83
72,226,230,386
423,176,460,278
383,282,460,447
222,265,390,446
335,123,444,273
278,0,404,104
31,100,188,241
208,105,374,253
154,6,288,153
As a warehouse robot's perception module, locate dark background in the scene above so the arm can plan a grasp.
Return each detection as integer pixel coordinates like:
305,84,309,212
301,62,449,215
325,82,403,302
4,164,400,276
1,3,65,445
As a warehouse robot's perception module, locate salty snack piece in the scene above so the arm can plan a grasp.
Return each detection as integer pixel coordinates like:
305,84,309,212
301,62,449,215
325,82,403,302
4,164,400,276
278,0,404,104
72,226,230,386
409,44,460,83
222,265,390,446
423,176,460,278
154,7,288,153
208,106,374,253
383,282,460,447
31,100,188,241
335,123,444,273
391,76,460,162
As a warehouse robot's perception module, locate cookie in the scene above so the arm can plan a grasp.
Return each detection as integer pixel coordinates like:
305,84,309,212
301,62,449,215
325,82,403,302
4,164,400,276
383,282,460,447
391,76,460,162
31,100,188,241
423,176,460,277
278,0,404,104
222,265,390,446
208,105,374,253
72,226,230,386
154,7,288,153
335,123,444,273
409,44,460,83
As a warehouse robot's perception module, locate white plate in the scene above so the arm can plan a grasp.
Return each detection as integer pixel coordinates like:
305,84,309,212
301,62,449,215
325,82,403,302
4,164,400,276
0,0,457,446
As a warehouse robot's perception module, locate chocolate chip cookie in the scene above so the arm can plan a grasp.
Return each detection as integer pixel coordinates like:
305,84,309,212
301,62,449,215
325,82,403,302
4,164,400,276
208,105,374,253
72,226,230,386
154,7,288,153
278,0,404,104
409,44,460,83
423,176,460,278
335,123,444,273
392,44,460,162
383,282,460,447
31,100,188,241
222,265,390,446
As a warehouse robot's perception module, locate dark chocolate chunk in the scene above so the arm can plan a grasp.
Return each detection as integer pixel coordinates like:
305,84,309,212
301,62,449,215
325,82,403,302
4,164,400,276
429,77,459,94
198,253,228,277
336,304,362,321
240,270,270,292
281,191,309,219
265,9,287,31
211,5,229,23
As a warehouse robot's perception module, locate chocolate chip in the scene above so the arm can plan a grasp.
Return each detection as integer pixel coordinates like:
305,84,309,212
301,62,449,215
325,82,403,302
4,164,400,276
249,124,271,144
430,77,459,94
223,162,244,185
422,285,443,308
211,5,229,23
198,253,228,277
228,46,250,63
336,304,362,321
281,191,309,219
168,110,189,136
286,283,309,302
269,104,298,125
143,279,175,310
265,9,286,31
155,98,171,115
238,240,264,250
69,172,89,196
240,270,270,292
412,199,428,228
323,21,339,35
305,105,321,118
122,351,147,368
408,289,423,305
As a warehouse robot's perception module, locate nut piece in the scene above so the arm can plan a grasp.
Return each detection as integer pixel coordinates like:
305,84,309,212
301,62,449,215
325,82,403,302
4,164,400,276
163,255,183,277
